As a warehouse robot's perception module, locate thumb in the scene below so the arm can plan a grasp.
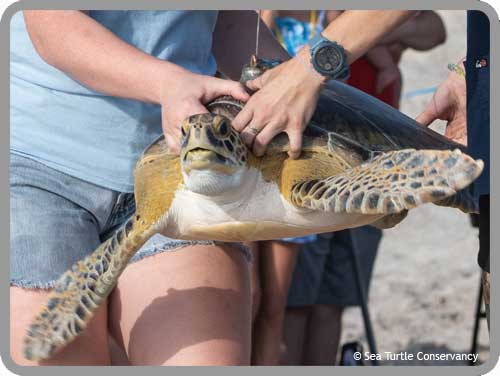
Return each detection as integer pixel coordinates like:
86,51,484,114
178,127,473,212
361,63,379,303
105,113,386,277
165,133,181,155
415,101,438,127
246,73,267,91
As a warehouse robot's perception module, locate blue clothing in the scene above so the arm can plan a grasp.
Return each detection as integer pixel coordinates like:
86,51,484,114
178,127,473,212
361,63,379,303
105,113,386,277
281,235,317,244
273,11,325,56
10,11,218,192
465,10,490,197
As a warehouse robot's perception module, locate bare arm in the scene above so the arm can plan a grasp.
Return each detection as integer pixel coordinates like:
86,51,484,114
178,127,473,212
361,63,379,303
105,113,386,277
23,11,248,153
379,11,446,51
232,10,417,158
212,10,290,80
319,10,416,64
24,11,179,104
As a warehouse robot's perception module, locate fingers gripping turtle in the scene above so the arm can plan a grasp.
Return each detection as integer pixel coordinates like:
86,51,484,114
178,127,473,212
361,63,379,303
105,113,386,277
23,216,152,361
290,149,483,214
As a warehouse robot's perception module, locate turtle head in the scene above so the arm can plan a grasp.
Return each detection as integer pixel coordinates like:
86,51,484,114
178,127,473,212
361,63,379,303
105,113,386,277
180,113,249,196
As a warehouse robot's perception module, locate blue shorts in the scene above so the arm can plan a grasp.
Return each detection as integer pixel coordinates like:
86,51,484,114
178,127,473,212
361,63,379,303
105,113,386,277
287,226,381,307
10,153,251,289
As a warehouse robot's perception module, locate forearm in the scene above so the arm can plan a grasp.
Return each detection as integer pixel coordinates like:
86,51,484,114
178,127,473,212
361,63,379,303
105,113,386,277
320,10,416,64
379,11,446,50
212,10,290,80
23,11,182,104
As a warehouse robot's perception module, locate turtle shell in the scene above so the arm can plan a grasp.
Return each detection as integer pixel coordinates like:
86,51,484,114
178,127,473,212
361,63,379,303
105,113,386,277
311,80,464,153
206,81,463,167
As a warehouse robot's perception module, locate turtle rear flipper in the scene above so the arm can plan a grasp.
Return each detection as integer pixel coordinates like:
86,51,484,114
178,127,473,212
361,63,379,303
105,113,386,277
291,149,483,215
371,211,408,229
435,188,479,213
23,216,153,361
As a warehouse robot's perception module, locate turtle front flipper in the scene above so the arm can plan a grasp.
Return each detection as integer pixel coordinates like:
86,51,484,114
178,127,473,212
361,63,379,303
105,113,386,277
23,216,154,361
290,149,483,215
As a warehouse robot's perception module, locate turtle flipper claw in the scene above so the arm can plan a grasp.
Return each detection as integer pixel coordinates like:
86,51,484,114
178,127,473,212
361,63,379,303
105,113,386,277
291,149,483,215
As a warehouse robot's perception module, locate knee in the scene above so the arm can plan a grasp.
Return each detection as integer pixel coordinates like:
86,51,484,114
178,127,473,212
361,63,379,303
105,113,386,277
259,289,288,321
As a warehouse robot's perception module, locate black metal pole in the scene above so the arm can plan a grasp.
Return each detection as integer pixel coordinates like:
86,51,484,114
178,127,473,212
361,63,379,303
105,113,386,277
349,230,379,366
469,276,484,365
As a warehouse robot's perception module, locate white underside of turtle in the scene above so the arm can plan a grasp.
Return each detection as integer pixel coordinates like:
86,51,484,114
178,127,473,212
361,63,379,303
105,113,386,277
160,167,383,242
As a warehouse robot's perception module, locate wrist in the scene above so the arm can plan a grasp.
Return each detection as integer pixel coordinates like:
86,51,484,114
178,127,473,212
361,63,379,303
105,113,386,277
295,46,330,85
156,62,192,104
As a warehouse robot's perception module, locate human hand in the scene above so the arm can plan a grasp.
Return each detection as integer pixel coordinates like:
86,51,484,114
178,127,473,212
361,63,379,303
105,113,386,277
160,67,249,154
232,47,325,159
415,63,467,145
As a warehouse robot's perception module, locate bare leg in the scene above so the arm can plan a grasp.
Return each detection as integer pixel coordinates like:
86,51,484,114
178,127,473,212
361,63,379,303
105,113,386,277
245,241,262,323
282,306,310,365
10,286,110,366
108,334,130,365
109,244,252,366
303,304,343,365
251,241,300,365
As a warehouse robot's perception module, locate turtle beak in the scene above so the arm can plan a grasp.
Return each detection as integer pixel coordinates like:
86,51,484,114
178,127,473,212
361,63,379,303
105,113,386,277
184,148,227,164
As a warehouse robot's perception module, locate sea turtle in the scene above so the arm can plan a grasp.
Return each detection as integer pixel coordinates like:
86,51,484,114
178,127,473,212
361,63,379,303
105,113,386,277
23,58,483,361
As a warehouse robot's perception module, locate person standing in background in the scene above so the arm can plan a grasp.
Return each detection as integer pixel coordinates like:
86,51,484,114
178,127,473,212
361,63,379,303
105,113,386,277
416,10,490,329
251,10,446,365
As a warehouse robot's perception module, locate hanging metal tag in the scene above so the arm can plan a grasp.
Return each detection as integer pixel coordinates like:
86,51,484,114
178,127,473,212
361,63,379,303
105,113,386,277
252,10,261,67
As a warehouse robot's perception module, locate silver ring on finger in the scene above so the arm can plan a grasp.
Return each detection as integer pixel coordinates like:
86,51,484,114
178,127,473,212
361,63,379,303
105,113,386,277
248,126,260,136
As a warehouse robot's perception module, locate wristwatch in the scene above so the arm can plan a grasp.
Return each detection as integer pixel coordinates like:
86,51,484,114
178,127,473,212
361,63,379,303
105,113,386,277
307,33,350,80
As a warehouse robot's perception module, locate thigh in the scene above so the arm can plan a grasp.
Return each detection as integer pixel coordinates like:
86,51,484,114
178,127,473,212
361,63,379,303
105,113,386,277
10,287,110,365
109,243,252,365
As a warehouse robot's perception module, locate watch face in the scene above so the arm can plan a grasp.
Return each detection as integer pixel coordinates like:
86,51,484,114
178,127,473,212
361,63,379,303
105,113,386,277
315,45,342,73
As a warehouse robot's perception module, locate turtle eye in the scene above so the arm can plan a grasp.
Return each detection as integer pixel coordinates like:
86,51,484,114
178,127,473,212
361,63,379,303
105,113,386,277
181,121,190,138
217,119,230,137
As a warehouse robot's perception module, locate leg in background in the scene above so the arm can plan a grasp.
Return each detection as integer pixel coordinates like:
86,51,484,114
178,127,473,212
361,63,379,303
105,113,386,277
251,240,300,365
281,306,310,365
302,304,343,365
245,241,262,323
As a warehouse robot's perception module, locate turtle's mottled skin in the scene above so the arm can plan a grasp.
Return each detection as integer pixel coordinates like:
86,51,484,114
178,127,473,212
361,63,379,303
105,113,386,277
23,60,483,361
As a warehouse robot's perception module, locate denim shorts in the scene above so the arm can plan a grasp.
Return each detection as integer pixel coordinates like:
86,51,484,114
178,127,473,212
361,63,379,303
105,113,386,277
10,153,251,289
